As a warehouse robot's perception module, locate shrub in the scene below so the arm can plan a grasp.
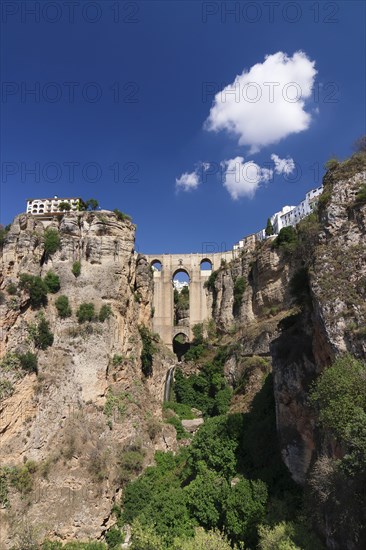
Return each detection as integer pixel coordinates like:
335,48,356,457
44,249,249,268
165,414,189,440
58,201,71,211
113,208,132,222
7,282,17,295
18,352,38,374
19,274,48,309
139,325,155,377
72,261,81,277
310,354,366,443
204,270,219,291
112,354,123,366
99,304,112,322
104,390,127,420
55,295,72,318
0,224,10,248
29,314,54,350
233,277,246,312
324,157,339,171
76,303,95,323
105,527,125,548
354,184,366,205
273,226,298,252
118,444,145,484
163,402,195,420
0,380,14,399
43,228,61,257
43,271,60,293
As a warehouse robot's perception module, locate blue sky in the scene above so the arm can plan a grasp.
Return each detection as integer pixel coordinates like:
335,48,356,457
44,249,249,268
1,0,365,254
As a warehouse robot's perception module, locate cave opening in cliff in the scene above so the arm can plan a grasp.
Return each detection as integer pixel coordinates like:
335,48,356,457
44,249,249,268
172,269,190,328
172,333,190,361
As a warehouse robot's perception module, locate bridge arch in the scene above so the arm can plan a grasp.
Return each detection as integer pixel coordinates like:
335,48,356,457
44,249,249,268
172,267,191,282
200,258,213,271
151,259,162,271
145,251,239,348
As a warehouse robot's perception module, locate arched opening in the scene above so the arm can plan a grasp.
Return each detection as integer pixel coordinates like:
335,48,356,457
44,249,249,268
172,269,190,328
200,258,213,272
172,332,190,361
151,260,162,272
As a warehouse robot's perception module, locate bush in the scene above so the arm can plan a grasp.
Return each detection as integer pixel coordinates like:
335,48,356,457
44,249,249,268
139,325,155,377
105,527,125,548
354,184,366,205
204,270,219,291
310,354,366,444
0,224,10,248
29,313,54,350
43,271,60,293
165,414,189,440
58,201,71,211
72,261,81,277
18,352,38,374
233,277,246,312
7,282,17,295
44,228,61,257
99,304,112,322
0,380,14,399
273,226,298,253
19,274,48,309
112,354,124,366
119,445,145,484
76,302,95,323
55,295,72,318
113,208,132,222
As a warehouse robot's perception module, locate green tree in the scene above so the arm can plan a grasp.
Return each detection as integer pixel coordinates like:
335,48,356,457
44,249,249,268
30,313,54,350
273,226,298,253
55,295,72,318
76,303,95,323
185,463,229,530
43,271,60,293
265,218,274,236
19,274,48,309
223,477,268,545
258,522,300,550
58,201,71,211
43,228,61,257
85,198,99,210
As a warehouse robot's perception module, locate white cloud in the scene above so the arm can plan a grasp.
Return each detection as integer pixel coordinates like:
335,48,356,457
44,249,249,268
175,170,200,191
271,153,295,175
205,51,317,153
221,156,273,200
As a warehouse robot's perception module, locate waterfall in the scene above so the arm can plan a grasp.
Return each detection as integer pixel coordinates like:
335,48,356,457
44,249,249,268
164,366,175,402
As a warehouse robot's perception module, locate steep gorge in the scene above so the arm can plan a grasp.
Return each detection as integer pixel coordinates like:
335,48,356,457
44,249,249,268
0,154,365,549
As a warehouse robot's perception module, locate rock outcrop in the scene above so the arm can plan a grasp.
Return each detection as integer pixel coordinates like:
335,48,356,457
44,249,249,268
0,211,175,546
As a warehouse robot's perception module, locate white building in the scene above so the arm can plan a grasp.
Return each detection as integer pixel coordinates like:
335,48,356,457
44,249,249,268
254,185,323,242
27,196,81,216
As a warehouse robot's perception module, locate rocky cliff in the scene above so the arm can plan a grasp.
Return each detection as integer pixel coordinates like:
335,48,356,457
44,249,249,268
206,154,366,548
0,211,176,547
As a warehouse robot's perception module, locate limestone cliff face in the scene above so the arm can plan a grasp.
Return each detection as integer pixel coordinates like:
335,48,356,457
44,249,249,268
0,211,175,546
207,164,366,548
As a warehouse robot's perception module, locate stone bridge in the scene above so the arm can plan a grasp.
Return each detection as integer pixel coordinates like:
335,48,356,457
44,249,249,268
145,245,254,349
